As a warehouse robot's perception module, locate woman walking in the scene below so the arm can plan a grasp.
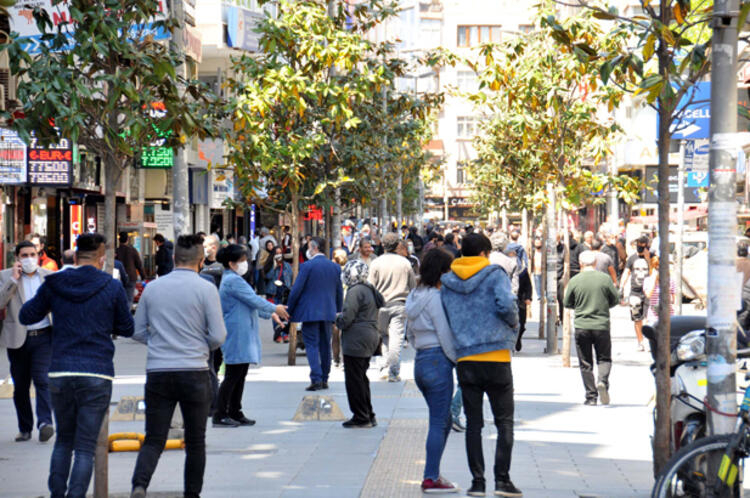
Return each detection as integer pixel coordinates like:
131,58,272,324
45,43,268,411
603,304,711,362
406,248,458,493
213,244,288,427
335,260,384,428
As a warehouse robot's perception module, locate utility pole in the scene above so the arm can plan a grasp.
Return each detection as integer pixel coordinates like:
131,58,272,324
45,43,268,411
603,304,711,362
675,141,686,314
706,0,739,436
545,183,558,354
171,0,189,237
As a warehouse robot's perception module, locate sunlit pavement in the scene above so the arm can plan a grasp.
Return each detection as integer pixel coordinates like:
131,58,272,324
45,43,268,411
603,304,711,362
0,305,665,497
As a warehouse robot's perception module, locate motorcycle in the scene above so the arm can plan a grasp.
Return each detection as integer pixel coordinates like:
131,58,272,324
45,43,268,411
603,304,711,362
643,316,750,453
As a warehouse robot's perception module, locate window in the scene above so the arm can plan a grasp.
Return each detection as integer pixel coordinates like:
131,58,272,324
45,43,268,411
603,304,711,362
518,24,534,33
457,71,478,92
457,25,502,47
457,162,466,184
420,18,442,47
457,117,477,138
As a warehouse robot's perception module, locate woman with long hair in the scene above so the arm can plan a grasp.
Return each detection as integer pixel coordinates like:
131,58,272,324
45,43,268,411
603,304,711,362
405,248,458,493
213,244,289,427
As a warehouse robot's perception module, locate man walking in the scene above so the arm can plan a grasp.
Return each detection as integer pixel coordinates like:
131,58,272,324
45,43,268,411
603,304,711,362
440,233,522,497
153,233,174,277
19,233,134,497
620,235,652,351
200,234,224,288
564,251,619,405
0,240,55,442
116,232,146,306
287,237,343,391
588,239,617,284
130,235,227,498
368,232,416,382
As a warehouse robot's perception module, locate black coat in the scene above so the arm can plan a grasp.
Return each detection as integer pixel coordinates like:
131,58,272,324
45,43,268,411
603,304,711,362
155,240,174,276
335,282,385,357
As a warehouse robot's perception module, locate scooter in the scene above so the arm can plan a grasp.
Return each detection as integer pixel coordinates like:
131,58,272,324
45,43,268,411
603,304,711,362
643,316,750,453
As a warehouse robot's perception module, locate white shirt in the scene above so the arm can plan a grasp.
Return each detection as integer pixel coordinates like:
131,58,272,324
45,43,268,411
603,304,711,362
22,272,50,330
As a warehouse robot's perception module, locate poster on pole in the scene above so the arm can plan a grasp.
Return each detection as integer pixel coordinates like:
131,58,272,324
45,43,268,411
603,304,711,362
0,128,27,185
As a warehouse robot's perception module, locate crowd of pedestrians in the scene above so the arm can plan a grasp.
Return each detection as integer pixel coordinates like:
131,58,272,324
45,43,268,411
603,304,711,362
0,215,690,498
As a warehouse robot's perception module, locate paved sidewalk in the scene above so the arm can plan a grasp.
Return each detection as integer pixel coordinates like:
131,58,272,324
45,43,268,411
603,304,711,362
0,304,660,497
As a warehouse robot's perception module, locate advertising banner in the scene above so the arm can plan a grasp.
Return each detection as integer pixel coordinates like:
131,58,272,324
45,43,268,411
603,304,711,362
0,128,28,185
9,0,170,54
224,4,263,52
70,204,83,248
27,136,73,185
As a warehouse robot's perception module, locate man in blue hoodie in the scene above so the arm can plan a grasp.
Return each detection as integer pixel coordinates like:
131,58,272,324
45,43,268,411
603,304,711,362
440,233,522,497
19,233,134,498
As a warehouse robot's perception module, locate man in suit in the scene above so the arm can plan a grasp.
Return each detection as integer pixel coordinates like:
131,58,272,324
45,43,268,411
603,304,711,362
287,237,343,391
0,240,54,442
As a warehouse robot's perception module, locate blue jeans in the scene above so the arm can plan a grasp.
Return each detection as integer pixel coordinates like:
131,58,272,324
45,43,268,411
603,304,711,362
7,331,53,433
301,321,333,384
533,274,543,300
414,347,454,480
48,376,112,498
451,386,463,420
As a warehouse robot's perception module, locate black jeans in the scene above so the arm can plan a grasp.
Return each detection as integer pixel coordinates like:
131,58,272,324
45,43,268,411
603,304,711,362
132,370,211,497
457,361,514,484
7,331,53,433
215,363,250,420
343,355,373,423
574,328,612,402
517,299,527,346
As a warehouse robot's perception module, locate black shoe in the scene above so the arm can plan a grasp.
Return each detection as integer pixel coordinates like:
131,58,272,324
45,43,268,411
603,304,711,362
212,417,240,427
39,423,54,442
232,415,256,426
584,399,597,406
370,414,377,427
467,480,486,496
342,418,373,428
321,381,329,390
305,382,323,391
515,339,522,352
14,432,31,442
495,479,523,496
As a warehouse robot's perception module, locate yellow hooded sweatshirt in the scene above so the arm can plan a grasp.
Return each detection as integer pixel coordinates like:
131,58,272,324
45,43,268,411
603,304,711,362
449,256,511,363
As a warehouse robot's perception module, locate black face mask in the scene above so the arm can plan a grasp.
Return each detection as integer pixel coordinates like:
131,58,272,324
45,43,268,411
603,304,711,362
636,245,646,254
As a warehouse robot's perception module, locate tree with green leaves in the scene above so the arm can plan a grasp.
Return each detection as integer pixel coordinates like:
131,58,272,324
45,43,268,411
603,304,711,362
544,0,713,472
449,7,640,364
225,0,440,275
4,0,220,267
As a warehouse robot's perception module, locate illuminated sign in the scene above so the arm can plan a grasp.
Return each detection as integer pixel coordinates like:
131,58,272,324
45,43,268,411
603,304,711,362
27,136,73,185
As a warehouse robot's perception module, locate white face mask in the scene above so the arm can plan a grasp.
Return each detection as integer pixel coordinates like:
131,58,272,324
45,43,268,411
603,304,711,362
21,257,38,274
234,261,249,276
306,250,313,260
204,247,211,258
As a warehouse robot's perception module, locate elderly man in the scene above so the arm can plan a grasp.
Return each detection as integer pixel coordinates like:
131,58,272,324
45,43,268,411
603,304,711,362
200,234,223,288
564,251,619,405
489,232,519,295
368,233,416,382
287,238,343,391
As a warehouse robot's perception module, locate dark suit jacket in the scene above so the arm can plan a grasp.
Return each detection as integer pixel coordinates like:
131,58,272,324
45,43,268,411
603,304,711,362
287,255,343,323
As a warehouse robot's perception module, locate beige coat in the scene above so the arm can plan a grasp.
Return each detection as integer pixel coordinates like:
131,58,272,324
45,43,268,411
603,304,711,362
0,267,53,349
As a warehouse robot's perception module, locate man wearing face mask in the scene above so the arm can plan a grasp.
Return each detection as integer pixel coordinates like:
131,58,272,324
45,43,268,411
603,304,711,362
200,235,224,288
620,236,652,351
0,241,55,443
18,233,134,498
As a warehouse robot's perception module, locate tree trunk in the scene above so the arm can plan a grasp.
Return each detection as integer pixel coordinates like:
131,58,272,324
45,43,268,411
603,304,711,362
332,188,341,249
545,184,558,354
652,73,672,474
288,189,301,366
539,214,547,339
103,158,122,275
562,210,572,367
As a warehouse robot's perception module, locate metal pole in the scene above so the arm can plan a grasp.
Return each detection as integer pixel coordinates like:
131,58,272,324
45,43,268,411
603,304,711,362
545,183,558,354
706,0,739,436
396,174,403,227
171,0,189,237
675,141,686,314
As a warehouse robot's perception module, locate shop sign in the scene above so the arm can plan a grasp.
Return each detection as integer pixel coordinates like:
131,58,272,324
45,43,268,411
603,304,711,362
140,103,173,168
9,0,170,55
27,136,73,185
154,204,174,241
210,168,234,209
70,204,83,248
304,205,323,221
643,165,702,204
224,4,263,52
0,128,28,185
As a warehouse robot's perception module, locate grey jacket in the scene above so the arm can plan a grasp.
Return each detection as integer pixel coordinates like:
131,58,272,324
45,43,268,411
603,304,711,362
0,268,53,349
335,282,385,358
406,286,457,363
133,268,227,371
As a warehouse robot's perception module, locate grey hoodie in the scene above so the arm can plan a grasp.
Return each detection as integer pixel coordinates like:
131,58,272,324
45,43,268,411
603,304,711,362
406,286,457,363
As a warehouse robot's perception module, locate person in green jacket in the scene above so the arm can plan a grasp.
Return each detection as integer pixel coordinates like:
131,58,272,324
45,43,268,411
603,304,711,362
563,250,619,406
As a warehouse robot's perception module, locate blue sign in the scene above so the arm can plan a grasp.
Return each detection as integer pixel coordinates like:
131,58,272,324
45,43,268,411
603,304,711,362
683,139,710,171
249,204,256,234
663,82,711,139
224,5,263,52
687,171,709,188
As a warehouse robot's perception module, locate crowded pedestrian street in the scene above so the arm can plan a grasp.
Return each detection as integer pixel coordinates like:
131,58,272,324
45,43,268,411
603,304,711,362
1,307,658,497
